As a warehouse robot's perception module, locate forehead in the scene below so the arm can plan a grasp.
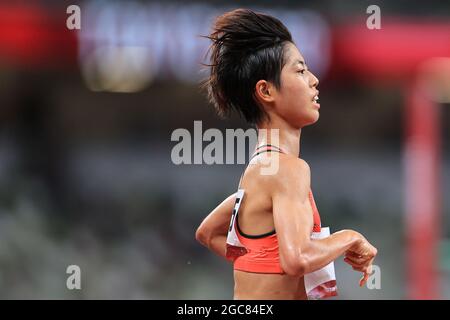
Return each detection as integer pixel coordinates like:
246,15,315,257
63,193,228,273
284,42,305,65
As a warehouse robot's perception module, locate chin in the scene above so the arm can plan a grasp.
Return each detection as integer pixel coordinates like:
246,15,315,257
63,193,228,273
286,111,319,129
301,113,320,127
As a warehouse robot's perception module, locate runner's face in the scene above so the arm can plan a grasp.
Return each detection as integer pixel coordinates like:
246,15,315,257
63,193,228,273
274,43,320,128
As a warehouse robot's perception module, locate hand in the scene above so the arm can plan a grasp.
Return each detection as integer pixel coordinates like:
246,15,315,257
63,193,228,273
344,236,377,287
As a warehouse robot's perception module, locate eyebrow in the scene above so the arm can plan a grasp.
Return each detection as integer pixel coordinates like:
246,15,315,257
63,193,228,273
292,59,306,67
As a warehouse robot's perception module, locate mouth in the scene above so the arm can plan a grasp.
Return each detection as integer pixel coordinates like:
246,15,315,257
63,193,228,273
312,91,320,108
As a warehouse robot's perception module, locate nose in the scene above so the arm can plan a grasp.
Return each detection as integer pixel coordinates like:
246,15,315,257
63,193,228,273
310,71,319,88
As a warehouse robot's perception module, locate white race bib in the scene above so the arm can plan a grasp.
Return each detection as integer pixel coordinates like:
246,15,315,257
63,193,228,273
304,227,338,299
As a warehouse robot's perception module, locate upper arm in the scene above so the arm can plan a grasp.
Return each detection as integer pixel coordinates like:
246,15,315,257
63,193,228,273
271,157,313,275
195,193,236,244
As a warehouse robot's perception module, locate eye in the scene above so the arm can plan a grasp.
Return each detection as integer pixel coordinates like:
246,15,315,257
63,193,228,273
297,69,306,74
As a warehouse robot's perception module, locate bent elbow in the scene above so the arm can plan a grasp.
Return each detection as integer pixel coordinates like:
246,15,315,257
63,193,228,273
281,255,309,277
195,225,211,247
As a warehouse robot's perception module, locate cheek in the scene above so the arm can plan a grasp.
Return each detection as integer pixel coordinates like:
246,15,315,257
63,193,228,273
280,76,318,124
282,76,310,104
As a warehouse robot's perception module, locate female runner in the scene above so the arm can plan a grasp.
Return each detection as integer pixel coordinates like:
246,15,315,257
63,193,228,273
196,9,377,300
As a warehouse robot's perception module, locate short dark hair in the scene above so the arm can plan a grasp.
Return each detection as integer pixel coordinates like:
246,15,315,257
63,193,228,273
203,9,293,125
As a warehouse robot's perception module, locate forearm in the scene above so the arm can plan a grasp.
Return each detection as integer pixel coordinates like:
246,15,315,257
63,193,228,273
196,193,236,260
207,234,229,260
302,229,361,274
198,234,233,263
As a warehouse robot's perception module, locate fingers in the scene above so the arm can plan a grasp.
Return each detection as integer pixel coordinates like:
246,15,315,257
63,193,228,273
345,254,370,265
348,240,378,259
353,265,366,272
359,272,370,287
344,257,360,268
345,250,364,258
347,247,376,259
346,237,377,288
344,258,366,272
359,263,374,287
345,257,373,271
344,255,371,268
344,257,374,287
367,263,373,275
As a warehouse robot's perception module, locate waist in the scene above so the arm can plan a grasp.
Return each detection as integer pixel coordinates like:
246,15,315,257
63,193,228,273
233,269,307,299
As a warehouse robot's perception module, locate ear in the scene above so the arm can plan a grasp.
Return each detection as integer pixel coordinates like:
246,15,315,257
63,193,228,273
254,80,276,104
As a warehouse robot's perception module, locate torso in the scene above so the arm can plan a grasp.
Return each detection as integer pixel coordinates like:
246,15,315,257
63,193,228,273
232,154,310,300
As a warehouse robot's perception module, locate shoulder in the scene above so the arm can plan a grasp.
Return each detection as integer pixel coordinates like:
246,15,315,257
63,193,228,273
249,153,311,194
278,155,310,176
274,155,311,191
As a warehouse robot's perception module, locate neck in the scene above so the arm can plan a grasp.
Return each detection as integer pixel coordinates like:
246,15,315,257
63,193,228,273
256,120,301,157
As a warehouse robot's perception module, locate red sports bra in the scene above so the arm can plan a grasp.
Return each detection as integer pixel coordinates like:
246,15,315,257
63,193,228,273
226,144,322,274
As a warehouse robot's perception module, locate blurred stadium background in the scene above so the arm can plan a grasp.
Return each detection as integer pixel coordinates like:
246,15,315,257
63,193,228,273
0,0,449,299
